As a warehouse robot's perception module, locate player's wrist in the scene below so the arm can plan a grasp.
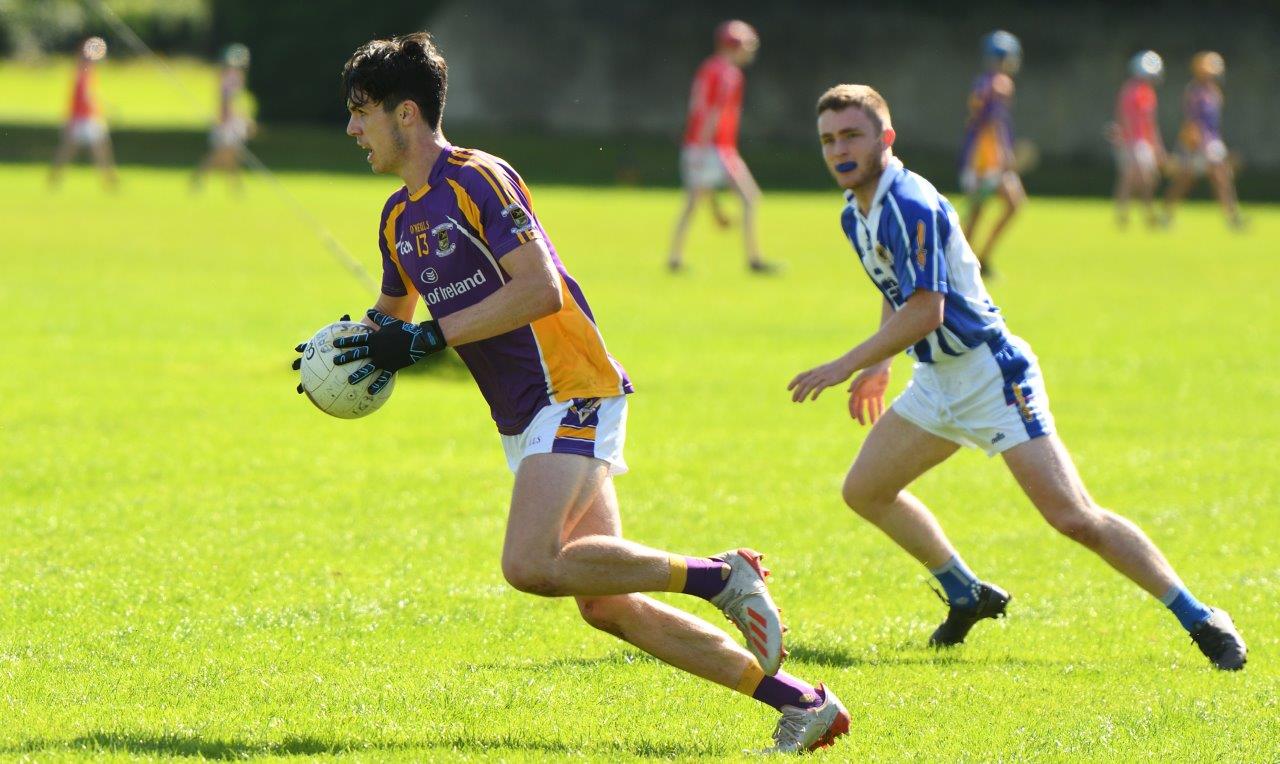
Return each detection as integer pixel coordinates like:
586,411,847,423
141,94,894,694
414,319,448,355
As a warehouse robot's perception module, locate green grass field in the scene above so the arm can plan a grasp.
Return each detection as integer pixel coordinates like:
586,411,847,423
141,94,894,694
2,161,1277,761
0,58,252,128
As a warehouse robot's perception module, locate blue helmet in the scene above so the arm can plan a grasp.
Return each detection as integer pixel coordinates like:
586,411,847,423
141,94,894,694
982,30,1022,73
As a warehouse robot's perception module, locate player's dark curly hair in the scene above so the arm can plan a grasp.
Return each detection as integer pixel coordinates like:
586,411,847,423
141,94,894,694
341,32,448,130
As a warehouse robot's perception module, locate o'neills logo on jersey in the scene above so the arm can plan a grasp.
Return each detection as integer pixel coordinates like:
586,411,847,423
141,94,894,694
424,268,488,305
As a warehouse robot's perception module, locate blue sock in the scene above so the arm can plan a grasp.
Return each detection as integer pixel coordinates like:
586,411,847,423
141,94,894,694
931,555,980,607
1161,585,1213,631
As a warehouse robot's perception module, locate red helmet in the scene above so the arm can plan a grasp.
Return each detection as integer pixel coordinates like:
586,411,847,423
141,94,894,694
715,20,759,51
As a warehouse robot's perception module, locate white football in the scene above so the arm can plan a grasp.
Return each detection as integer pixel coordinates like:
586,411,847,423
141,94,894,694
298,321,395,419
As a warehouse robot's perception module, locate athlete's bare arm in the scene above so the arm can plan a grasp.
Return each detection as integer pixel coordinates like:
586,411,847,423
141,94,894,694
789,290,943,402
847,298,895,425
365,292,418,325
433,238,562,346
361,240,560,344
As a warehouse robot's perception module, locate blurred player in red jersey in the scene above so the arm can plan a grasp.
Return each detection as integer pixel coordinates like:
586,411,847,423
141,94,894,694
958,31,1023,276
1110,50,1167,228
667,20,776,274
193,44,255,192
1163,52,1244,230
49,37,118,190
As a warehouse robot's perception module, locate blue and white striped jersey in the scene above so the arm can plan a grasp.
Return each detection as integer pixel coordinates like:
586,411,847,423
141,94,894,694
840,158,1008,363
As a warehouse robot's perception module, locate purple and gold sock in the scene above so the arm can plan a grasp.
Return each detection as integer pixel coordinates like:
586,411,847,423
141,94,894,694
666,555,730,600
736,663,824,711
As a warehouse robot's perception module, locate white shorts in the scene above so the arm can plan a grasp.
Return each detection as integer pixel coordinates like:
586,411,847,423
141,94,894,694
680,145,738,190
1180,139,1228,173
501,395,629,475
210,118,249,149
891,334,1055,456
960,167,1019,199
1117,140,1157,175
69,118,107,146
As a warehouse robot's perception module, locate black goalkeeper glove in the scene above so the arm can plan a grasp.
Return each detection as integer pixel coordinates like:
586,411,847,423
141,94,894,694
291,314,350,393
331,308,447,394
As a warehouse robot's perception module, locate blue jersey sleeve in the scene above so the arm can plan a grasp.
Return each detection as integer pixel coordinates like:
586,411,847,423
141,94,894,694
888,195,950,300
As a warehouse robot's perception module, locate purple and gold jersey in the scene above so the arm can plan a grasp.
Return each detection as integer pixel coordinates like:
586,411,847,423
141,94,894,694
378,145,633,435
958,71,1014,176
1180,81,1223,149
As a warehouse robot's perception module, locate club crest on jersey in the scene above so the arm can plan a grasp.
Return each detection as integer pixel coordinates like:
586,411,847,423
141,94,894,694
502,202,533,234
431,221,456,256
1011,382,1035,422
569,397,602,424
874,243,892,264
915,220,928,268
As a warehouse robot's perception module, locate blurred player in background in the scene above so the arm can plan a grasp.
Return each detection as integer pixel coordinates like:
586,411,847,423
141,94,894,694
1110,50,1167,229
1163,52,1244,230
667,20,777,274
49,36,118,191
958,31,1023,276
192,44,254,192
790,83,1246,671
292,32,848,753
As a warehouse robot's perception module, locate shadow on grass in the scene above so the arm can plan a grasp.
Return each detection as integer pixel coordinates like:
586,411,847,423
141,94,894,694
786,642,1065,669
10,730,715,759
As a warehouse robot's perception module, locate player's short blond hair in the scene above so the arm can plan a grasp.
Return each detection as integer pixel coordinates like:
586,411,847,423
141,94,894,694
815,84,892,134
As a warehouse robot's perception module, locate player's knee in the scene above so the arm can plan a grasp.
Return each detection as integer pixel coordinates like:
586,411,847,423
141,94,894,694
842,473,889,520
1044,503,1102,547
576,595,632,638
501,558,564,597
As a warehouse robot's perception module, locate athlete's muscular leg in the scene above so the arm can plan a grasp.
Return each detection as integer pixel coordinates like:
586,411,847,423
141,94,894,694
502,453,684,597
89,135,118,189
841,410,962,569
708,191,732,228
1003,434,1181,597
564,478,757,689
668,188,708,269
1135,162,1160,226
976,174,1025,268
1163,166,1196,221
1207,162,1242,224
962,192,985,241
1114,162,1133,225
48,126,79,187
724,158,766,266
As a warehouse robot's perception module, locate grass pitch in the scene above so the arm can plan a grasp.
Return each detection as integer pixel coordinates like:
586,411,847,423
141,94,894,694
0,58,251,128
1,163,1277,761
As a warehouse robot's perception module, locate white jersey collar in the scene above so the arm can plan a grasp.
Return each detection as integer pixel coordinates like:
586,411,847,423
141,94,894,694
844,156,904,220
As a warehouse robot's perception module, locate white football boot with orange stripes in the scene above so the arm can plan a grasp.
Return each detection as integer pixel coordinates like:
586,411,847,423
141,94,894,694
760,685,851,755
709,548,786,674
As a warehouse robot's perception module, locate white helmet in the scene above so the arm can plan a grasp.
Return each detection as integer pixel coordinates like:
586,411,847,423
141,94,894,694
1129,50,1163,82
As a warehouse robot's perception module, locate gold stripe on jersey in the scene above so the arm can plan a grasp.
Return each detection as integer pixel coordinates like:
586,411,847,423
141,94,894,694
407,181,431,202
529,279,626,402
448,150,538,245
382,201,417,296
445,178,488,245
448,151,516,207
